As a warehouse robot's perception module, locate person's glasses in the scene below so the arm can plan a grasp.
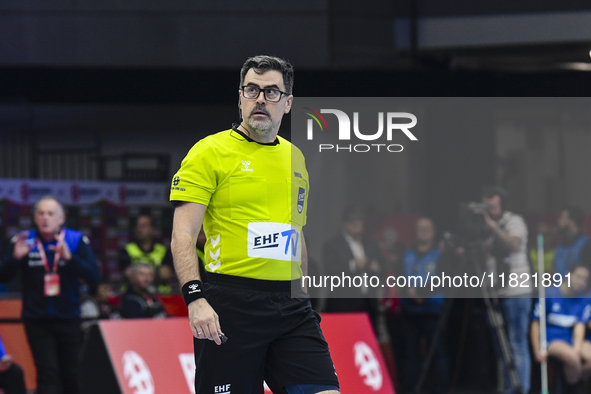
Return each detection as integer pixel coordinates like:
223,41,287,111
241,85,287,102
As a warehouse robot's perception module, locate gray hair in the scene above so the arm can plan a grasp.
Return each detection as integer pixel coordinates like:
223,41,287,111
34,195,65,216
131,263,153,275
240,55,294,95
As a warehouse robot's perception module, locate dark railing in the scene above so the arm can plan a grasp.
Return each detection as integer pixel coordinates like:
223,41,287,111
0,135,30,178
1,102,170,181
36,147,100,180
0,136,170,182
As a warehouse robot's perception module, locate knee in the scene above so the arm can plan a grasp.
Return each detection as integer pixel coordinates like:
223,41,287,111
581,348,591,364
562,352,583,368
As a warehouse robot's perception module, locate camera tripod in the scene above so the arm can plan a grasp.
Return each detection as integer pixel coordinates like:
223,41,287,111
413,241,523,394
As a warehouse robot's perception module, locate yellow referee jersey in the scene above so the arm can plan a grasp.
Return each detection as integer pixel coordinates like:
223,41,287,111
170,128,309,281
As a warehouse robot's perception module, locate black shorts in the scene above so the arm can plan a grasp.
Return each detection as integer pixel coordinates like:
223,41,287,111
194,273,339,394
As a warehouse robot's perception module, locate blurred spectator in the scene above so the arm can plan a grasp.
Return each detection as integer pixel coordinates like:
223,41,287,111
381,237,407,310
323,206,382,329
381,239,407,388
0,195,100,394
381,226,407,281
531,265,590,386
119,215,174,293
0,334,26,394
582,293,591,383
399,217,449,394
119,263,167,319
80,276,120,331
554,207,590,276
530,221,556,274
480,186,531,394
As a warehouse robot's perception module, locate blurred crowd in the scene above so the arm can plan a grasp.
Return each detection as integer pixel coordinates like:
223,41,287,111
0,200,171,394
315,187,591,394
2,190,591,393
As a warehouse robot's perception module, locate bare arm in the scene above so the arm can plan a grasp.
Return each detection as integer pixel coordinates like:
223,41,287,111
530,320,545,362
171,202,223,345
573,322,585,354
171,202,206,284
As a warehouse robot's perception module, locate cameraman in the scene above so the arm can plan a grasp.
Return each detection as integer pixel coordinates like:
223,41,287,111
479,186,531,394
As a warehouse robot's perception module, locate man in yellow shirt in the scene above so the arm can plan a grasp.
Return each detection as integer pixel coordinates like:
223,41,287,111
170,55,339,394
120,215,173,293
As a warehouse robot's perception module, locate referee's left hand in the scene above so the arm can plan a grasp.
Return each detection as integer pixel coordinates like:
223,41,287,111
189,298,223,345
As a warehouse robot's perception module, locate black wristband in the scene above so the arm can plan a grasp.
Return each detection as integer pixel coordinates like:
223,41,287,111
182,280,206,306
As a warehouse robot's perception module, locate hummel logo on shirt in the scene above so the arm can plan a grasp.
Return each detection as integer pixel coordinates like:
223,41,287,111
241,160,253,172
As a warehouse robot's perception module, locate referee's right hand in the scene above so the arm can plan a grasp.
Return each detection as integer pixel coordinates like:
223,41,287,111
189,298,223,345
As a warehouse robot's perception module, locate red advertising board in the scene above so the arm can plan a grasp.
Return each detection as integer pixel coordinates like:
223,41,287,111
99,313,394,394
320,313,395,393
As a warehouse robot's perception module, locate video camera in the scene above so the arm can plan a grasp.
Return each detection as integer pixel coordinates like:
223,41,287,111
458,202,492,241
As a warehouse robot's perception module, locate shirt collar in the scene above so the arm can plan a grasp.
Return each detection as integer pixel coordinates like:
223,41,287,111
231,124,280,146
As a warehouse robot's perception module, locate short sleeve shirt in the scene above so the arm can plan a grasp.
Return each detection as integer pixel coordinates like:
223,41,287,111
532,287,589,342
170,129,309,281
496,211,531,296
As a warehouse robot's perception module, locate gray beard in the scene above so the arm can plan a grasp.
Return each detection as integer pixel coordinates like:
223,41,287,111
251,128,273,141
246,118,274,138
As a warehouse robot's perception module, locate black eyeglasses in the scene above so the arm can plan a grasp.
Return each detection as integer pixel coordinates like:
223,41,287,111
241,85,287,102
